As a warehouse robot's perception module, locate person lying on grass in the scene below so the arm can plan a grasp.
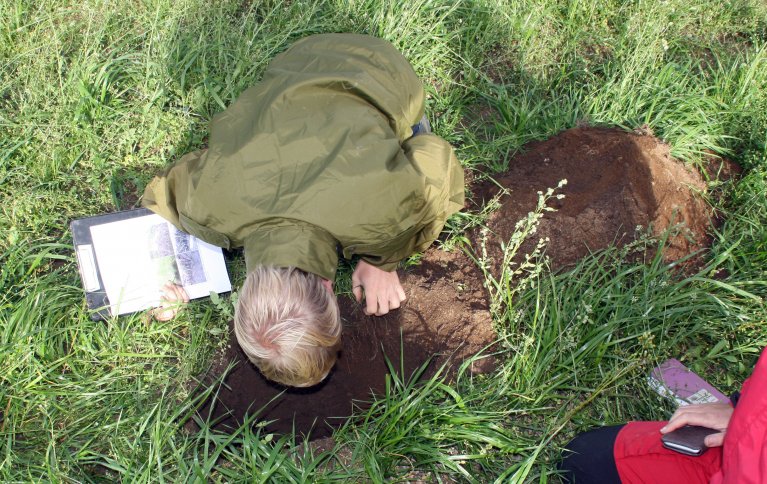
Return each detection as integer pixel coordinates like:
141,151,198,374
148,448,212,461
141,33,464,388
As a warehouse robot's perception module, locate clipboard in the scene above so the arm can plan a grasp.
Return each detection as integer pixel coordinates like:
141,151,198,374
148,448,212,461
71,208,231,320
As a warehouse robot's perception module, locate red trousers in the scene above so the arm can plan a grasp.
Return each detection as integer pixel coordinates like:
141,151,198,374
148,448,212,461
614,421,722,483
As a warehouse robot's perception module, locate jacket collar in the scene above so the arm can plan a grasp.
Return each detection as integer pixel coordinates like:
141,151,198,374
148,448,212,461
243,221,338,281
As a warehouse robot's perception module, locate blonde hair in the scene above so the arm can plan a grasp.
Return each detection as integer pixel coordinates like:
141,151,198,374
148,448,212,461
234,266,341,387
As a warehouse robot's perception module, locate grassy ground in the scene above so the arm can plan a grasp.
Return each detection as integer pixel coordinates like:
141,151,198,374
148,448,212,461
2,0,767,481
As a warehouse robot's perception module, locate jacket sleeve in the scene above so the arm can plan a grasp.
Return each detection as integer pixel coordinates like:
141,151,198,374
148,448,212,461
718,347,767,484
361,134,464,271
141,150,205,230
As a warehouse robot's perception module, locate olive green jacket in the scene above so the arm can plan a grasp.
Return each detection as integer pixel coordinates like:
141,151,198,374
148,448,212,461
142,34,464,281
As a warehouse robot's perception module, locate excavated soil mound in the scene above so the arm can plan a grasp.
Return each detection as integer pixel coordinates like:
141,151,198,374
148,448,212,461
193,249,495,439
191,126,716,440
475,127,712,272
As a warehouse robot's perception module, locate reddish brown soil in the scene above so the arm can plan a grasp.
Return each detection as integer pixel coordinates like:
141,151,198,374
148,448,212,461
193,249,495,439
474,127,712,272
192,126,718,439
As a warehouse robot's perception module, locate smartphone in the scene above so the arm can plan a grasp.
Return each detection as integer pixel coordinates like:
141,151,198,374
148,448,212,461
661,425,719,456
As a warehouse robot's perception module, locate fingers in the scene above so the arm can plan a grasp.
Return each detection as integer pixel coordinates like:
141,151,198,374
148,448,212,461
151,300,177,321
352,274,363,302
362,286,404,316
388,292,401,311
662,407,695,433
364,293,378,316
151,283,189,321
704,432,725,448
152,307,175,321
162,282,189,303
386,282,405,312
661,414,690,434
358,287,389,316
352,262,406,316
660,403,733,434
396,284,406,303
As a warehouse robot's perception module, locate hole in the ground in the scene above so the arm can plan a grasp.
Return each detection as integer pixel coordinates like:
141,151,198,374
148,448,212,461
192,249,496,440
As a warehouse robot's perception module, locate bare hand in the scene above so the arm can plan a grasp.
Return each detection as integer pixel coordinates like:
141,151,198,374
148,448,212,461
150,282,190,321
660,402,734,447
351,260,406,316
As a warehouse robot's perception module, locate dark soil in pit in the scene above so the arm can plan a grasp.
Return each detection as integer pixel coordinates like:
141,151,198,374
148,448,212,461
474,127,713,273
191,126,720,440
193,249,496,440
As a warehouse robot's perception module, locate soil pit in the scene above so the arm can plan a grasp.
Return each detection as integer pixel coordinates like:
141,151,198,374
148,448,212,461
191,126,715,440
474,127,712,272
193,249,496,440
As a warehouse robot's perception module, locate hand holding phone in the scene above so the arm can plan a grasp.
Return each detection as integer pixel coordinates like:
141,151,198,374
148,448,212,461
661,425,719,456
660,402,733,451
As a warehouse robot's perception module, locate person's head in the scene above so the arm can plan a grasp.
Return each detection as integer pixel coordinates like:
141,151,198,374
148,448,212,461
234,265,341,387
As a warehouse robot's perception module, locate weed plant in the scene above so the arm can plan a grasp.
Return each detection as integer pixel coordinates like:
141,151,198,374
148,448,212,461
2,0,767,481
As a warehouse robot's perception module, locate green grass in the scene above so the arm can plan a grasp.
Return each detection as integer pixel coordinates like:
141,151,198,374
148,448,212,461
2,0,767,481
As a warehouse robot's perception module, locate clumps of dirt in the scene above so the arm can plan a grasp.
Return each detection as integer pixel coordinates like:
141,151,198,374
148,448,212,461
474,127,713,273
192,249,495,439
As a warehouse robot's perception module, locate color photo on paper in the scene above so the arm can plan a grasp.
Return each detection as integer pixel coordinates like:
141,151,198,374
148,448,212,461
148,223,207,287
